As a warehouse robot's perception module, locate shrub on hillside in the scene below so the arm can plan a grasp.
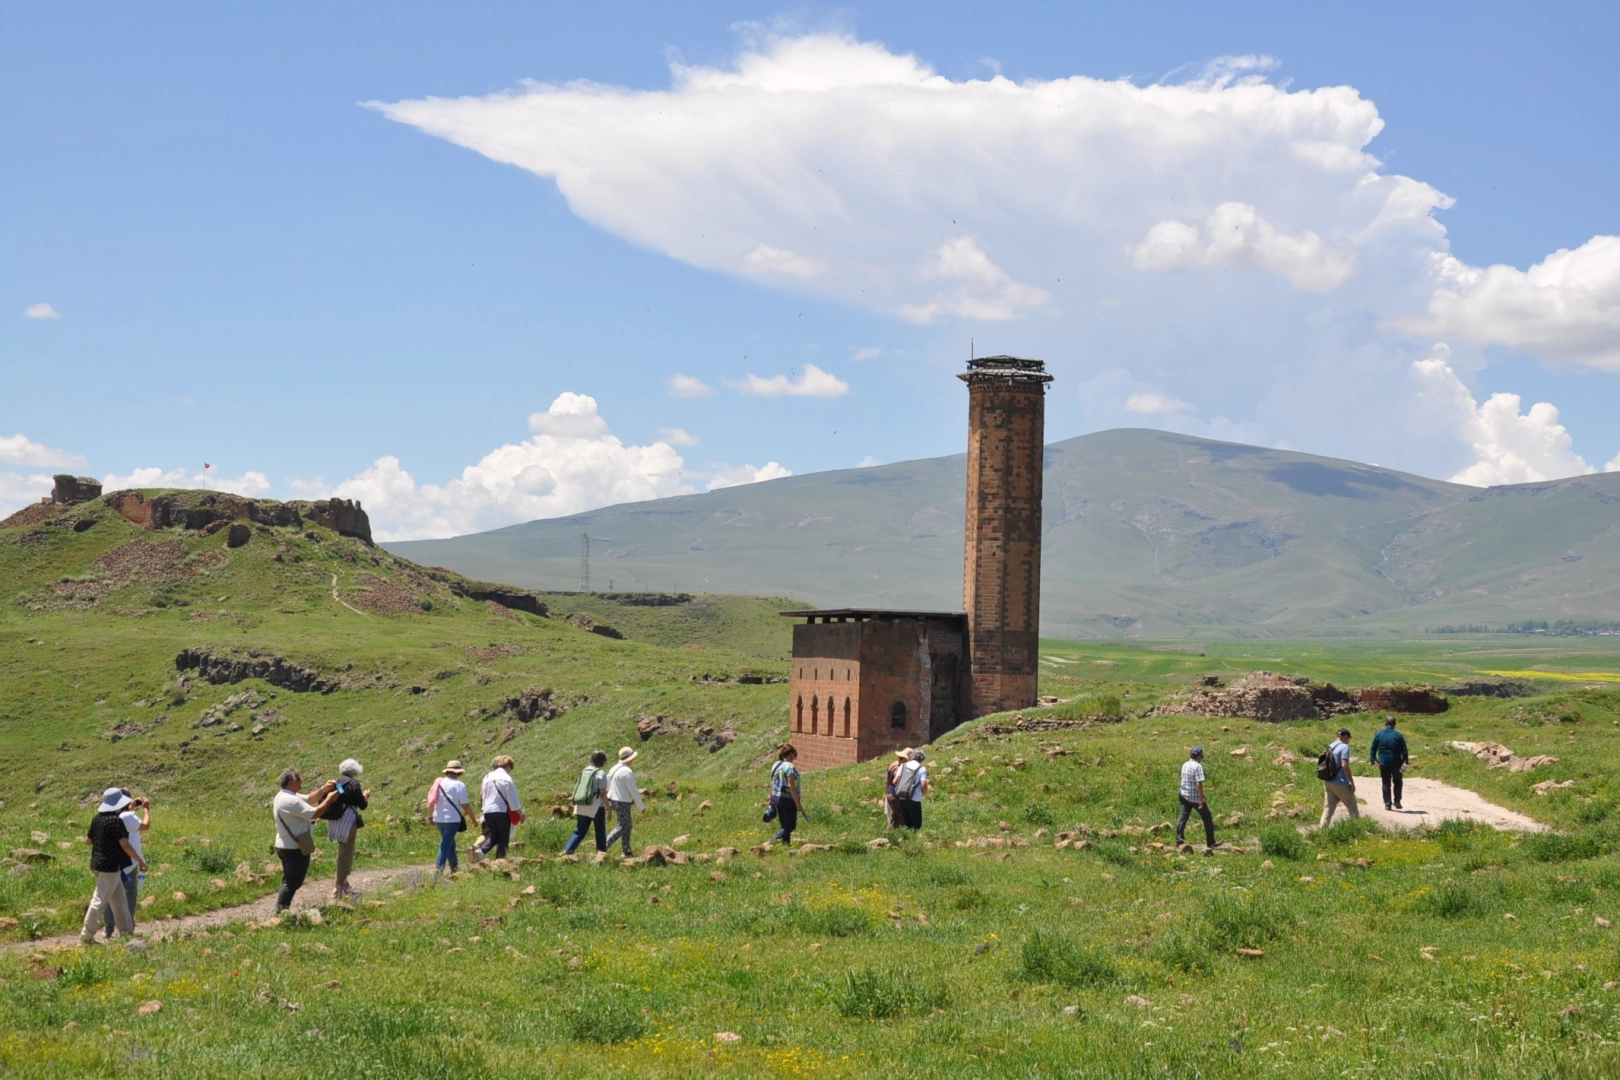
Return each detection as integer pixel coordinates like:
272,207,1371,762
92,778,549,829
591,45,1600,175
182,845,238,876
1433,819,1478,852
1259,826,1307,861
1421,882,1487,918
1153,928,1213,974
563,991,646,1044
1526,833,1601,863
1200,892,1289,950
1023,804,1055,827
1019,930,1118,988
1318,817,1381,847
834,967,946,1019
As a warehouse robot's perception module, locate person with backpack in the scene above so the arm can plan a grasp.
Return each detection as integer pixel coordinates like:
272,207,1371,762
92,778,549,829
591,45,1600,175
271,768,340,915
323,758,370,899
100,789,149,939
884,748,912,828
426,761,475,877
470,755,523,863
80,787,147,945
1174,747,1220,850
603,746,646,858
893,748,929,830
1318,728,1360,827
1368,716,1410,811
564,751,610,855
764,745,805,847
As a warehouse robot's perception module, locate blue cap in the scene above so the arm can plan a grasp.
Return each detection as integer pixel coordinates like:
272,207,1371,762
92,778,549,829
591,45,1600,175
1190,747,1204,757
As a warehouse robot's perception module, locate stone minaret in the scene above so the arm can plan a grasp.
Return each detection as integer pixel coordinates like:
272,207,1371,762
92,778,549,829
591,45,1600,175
958,355,1052,717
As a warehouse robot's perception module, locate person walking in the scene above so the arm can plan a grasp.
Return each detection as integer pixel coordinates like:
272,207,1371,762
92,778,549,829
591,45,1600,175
563,751,610,855
892,748,929,830
603,747,646,858
470,755,523,863
101,789,149,938
1175,747,1220,850
884,749,911,829
1319,728,1360,828
1369,716,1410,811
80,788,146,945
765,745,805,847
271,768,339,915
324,759,370,899
427,761,474,876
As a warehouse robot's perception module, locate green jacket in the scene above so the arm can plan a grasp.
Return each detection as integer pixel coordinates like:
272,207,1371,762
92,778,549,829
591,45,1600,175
1369,728,1409,768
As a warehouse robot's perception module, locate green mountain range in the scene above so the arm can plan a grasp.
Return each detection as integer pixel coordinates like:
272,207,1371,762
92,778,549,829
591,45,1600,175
390,429,1620,637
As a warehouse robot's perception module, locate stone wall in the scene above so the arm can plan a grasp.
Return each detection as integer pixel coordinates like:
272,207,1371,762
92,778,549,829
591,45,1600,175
51,474,102,505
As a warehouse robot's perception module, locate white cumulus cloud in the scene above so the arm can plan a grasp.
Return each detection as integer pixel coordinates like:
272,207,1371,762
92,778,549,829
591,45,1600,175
1124,393,1192,415
727,363,849,398
23,302,61,319
744,244,825,277
897,238,1049,323
0,472,52,518
101,467,273,496
298,393,691,541
666,374,715,398
1129,201,1357,292
1411,349,1596,486
658,426,700,446
1404,236,1620,370
707,461,792,490
0,433,88,468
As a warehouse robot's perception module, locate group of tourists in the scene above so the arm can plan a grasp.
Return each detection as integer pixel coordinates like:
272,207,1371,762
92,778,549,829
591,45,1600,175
75,715,1417,940
1175,715,1413,849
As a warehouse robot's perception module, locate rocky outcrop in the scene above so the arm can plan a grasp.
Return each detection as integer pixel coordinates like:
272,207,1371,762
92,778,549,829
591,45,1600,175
106,491,303,532
174,648,339,694
52,474,102,505
1354,687,1449,714
293,498,371,543
441,579,548,617
566,612,623,639
1151,671,1449,722
503,687,565,722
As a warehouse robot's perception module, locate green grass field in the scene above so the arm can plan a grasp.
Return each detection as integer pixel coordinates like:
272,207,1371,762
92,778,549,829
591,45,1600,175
6,495,1620,1077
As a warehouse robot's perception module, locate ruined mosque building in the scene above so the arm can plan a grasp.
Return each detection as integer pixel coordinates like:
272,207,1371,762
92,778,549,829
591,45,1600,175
784,355,1053,769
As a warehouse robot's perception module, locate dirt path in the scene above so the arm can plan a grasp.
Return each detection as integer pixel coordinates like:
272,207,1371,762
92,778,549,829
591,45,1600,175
1351,776,1547,832
330,571,367,617
11,863,433,954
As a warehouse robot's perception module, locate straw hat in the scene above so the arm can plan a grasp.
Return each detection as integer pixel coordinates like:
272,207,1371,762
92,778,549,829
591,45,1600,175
97,787,132,813
617,746,638,764
443,760,466,775
894,748,913,760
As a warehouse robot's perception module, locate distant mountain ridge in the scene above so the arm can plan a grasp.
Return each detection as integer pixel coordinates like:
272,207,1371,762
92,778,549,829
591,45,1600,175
388,429,1620,636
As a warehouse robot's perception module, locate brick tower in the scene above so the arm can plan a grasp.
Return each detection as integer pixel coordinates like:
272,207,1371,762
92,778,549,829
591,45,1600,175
959,355,1052,717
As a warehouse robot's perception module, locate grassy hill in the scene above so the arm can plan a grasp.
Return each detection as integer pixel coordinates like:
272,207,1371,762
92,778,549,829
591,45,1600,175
391,428,1620,636
8,490,1620,1076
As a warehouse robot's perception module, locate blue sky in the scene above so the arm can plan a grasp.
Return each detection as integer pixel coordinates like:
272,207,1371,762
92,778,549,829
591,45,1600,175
4,2,1618,538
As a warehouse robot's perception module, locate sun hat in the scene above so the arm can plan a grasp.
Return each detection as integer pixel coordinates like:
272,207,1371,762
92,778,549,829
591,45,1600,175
894,748,913,759
617,746,638,764
1190,747,1204,758
97,787,132,813
443,760,466,775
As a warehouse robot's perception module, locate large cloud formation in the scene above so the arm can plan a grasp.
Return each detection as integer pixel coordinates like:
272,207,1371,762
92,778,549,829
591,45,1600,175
375,31,1620,481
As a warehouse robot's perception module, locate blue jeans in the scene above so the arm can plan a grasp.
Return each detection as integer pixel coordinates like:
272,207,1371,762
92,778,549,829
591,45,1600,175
436,821,461,872
770,797,798,844
564,809,606,854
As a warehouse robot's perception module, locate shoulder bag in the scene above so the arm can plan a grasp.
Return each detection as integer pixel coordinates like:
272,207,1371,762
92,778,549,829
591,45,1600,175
436,779,468,833
276,802,316,856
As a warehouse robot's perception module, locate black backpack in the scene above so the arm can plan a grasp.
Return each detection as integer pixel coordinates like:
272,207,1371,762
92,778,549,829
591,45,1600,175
1316,747,1339,781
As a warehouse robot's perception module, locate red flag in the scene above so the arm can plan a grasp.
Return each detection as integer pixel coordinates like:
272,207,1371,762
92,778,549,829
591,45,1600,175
204,463,212,469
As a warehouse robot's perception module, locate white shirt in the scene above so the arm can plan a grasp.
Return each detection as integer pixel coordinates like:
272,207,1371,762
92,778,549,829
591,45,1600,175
605,763,645,809
271,790,318,850
895,761,928,801
119,809,144,866
1179,760,1206,801
429,777,470,824
480,767,522,815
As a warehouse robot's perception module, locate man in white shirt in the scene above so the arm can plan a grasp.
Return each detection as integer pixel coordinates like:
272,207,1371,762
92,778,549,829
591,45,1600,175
1175,748,1219,850
102,790,149,936
470,755,523,862
603,746,647,857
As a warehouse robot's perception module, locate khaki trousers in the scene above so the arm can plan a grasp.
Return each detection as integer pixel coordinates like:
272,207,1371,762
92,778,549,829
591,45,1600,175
333,837,358,894
82,870,133,940
1321,781,1360,828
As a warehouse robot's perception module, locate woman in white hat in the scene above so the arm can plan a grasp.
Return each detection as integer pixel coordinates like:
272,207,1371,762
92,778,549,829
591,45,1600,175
603,747,646,858
80,787,146,944
426,761,474,876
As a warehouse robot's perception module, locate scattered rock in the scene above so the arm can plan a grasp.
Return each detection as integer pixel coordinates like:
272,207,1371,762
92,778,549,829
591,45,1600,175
1532,779,1577,795
714,1032,743,1044
1124,995,1152,1009
866,838,890,850
137,1000,162,1016
1597,917,1612,929
1236,948,1264,959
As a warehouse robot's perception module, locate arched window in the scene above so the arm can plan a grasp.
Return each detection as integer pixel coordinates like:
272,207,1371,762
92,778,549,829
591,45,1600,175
826,696,835,736
842,697,851,737
890,700,908,730
795,696,803,732
811,695,820,734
